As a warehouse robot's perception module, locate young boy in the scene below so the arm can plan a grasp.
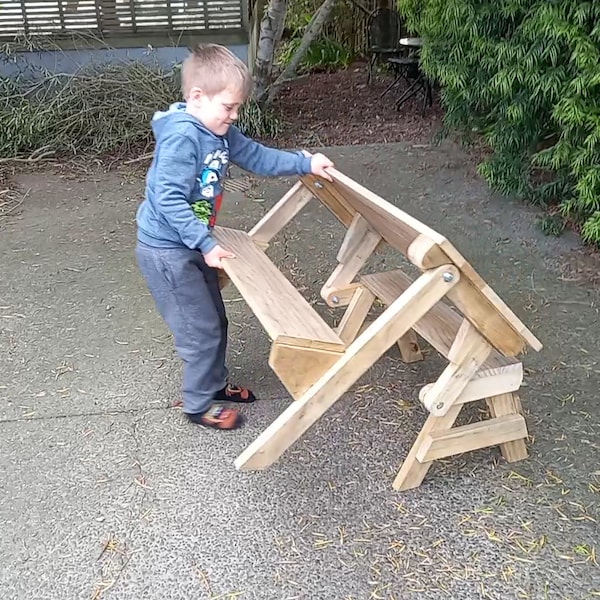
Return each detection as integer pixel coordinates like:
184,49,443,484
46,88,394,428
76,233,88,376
135,43,334,430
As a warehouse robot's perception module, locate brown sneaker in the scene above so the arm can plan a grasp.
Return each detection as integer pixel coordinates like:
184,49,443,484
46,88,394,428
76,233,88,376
186,404,242,430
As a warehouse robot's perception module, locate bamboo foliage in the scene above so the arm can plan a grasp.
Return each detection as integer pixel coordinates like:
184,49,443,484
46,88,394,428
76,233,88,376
265,0,340,104
286,0,384,53
399,0,600,245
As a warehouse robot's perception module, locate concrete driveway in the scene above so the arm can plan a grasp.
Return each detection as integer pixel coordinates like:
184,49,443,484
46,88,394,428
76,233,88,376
1,142,598,600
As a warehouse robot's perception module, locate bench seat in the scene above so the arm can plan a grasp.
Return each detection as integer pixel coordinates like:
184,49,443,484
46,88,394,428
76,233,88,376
214,226,345,399
215,226,344,352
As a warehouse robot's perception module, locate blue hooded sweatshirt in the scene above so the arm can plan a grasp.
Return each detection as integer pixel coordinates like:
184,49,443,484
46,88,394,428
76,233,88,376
136,102,312,254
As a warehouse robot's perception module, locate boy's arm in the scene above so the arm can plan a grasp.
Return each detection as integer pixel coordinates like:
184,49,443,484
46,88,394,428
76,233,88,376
227,126,312,176
153,132,217,254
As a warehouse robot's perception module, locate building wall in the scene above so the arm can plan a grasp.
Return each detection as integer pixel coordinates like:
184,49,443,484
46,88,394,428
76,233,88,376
0,43,249,79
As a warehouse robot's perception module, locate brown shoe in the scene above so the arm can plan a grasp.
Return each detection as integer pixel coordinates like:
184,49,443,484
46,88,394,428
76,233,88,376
186,404,242,430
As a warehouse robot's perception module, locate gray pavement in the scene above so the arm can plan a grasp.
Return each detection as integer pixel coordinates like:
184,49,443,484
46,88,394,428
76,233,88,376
1,142,599,600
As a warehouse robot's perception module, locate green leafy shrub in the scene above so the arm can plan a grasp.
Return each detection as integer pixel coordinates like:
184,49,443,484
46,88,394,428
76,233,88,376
278,0,356,73
399,0,600,246
278,37,353,73
285,0,376,54
238,98,282,138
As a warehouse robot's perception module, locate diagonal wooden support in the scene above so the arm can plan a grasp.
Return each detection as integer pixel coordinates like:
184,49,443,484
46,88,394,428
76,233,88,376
392,404,463,491
248,181,314,245
420,319,493,417
335,286,375,345
336,213,380,263
235,264,460,471
334,285,421,363
321,214,382,307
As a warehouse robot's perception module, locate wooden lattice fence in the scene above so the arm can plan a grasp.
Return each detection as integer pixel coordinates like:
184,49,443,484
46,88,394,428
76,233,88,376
0,0,248,45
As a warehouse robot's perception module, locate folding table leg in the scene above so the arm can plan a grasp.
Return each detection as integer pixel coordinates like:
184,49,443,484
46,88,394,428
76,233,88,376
392,404,463,491
235,264,460,471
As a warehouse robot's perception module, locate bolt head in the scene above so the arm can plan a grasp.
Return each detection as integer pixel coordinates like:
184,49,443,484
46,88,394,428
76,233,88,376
331,295,340,304
314,181,324,189
436,402,444,410
442,272,454,282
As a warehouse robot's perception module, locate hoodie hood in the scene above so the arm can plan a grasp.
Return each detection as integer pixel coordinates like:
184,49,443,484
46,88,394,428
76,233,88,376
151,102,216,143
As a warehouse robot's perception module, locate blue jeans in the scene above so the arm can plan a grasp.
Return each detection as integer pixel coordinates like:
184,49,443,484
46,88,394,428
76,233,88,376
135,242,228,414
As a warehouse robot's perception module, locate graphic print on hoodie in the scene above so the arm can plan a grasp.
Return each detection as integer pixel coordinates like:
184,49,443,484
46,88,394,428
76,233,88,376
136,102,313,255
192,148,229,228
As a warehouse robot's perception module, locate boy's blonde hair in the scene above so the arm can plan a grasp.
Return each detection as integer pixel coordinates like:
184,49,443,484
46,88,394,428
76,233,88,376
181,43,253,99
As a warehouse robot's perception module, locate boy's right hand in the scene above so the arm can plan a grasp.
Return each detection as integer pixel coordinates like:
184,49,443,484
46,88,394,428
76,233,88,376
203,244,235,269
302,150,334,181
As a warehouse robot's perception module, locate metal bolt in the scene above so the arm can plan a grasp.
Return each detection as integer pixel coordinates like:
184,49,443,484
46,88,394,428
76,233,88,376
314,181,324,189
442,272,454,283
436,402,444,410
331,295,340,305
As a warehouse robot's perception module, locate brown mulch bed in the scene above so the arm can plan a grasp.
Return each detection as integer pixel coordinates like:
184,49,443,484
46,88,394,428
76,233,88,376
262,61,445,148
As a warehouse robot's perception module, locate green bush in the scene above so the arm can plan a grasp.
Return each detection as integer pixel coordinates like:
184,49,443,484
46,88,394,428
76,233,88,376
278,0,355,73
278,36,353,73
285,0,376,54
399,0,600,245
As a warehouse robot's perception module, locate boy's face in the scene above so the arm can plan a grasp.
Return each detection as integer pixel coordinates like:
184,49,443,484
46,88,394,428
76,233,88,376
187,86,246,136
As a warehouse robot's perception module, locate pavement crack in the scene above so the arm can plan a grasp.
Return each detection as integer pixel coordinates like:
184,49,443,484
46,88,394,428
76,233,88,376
0,404,172,425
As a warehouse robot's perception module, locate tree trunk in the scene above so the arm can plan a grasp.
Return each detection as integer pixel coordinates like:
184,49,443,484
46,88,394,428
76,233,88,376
252,0,288,102
263,0,339,106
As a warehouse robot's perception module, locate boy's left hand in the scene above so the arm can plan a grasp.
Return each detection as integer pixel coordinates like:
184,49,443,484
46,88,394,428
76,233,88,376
303,150,334,181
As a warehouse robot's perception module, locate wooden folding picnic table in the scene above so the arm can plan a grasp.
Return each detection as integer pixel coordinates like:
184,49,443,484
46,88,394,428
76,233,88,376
214,168,542,490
